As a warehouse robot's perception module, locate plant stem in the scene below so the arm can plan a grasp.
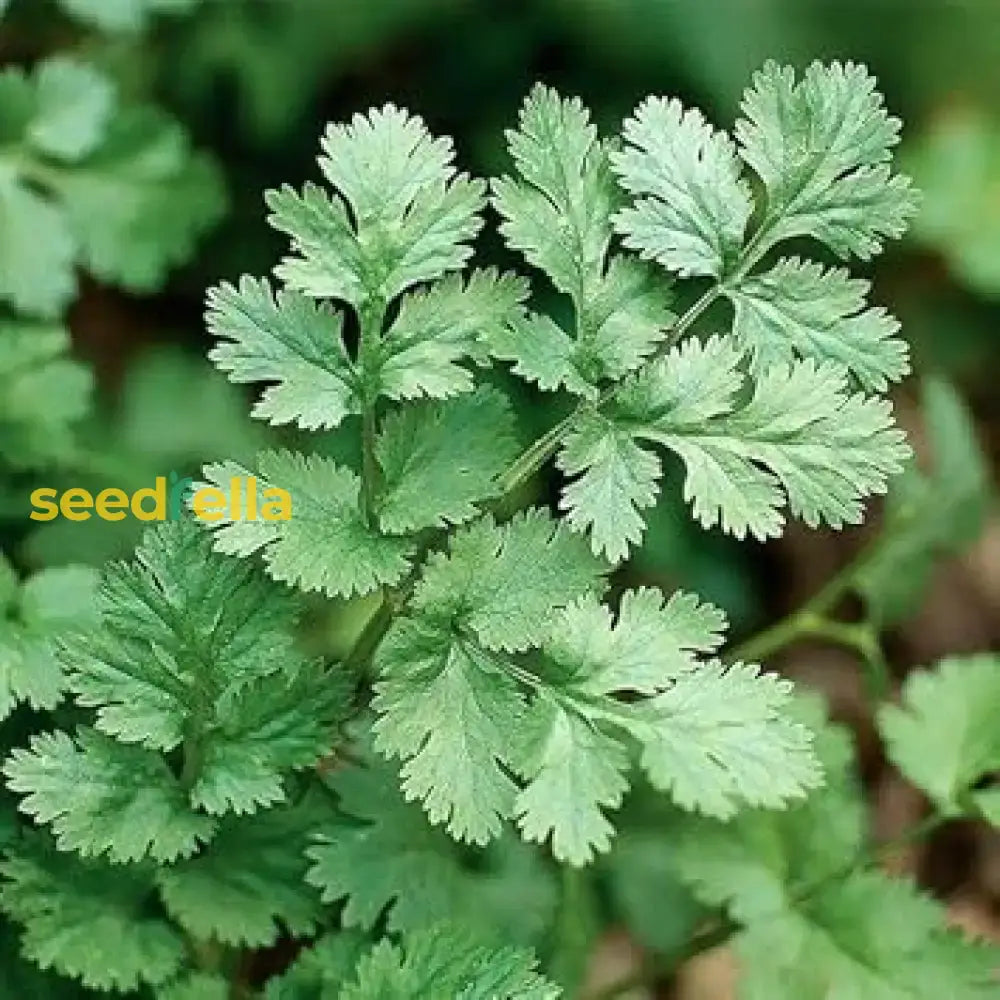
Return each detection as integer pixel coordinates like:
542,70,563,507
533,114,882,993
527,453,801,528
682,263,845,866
357,298,387,527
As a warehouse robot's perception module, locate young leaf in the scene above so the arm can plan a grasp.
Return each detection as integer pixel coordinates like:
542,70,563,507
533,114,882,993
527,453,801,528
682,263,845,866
725,257,909,391
272,105,484,307
736,60,919,259
3,729,215,864
206,276,361,431
856,378,990,624
560,336,909,553
612,94,753,278
339,924,561,1000
156,794,332,947
375,387,519,533
492,85,673,395
200,450,413,597
0,564,99,720
411,509,608,653
879,655,1000,823
0,835,185,992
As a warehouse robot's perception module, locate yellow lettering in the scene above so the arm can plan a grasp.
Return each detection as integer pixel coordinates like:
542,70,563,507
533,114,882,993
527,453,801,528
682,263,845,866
132,477,167,521
261,488,292,521
95,488,129,521
29,487,59,521
60,488,93,521
192,487,227,523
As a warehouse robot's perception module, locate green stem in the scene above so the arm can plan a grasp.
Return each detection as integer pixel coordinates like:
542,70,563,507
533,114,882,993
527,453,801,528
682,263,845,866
358,298,387,527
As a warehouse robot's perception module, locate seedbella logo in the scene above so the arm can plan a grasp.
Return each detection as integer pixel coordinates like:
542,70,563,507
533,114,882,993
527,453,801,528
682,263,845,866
29,471,292,523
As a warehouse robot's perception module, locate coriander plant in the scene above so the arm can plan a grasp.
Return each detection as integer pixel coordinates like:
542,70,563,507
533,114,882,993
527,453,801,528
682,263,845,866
2,60,999,999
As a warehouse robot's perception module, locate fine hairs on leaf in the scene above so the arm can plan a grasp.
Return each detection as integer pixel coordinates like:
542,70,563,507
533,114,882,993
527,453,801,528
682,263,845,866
6,58,995,1000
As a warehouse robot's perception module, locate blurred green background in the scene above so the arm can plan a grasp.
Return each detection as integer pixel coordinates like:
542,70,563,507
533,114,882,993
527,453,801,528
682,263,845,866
2,1,1000,994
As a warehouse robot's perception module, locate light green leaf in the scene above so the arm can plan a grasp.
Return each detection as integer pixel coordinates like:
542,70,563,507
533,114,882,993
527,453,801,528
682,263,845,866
339,924,560,1000
3,729,215,863
856,378,990,624
264,932,369,1000
736,60,918,259
726,257,909,391
28,57,114,162
0,564,99,720
274,105,484,306
58,0,202,32
157,794,331,946
612,94,753,278
200,450,413,597
376,387,518,533
206,276,360,431
879,654,1000,820
1,835,185,992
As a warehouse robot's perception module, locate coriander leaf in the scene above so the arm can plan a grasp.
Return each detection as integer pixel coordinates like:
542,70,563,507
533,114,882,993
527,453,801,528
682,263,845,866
879,654,1000,820
264,932,370,1000
411,509,608,653
58,0,202,32
492,83,612,300
200,450,413,597
0,320,92,468
62,519,305,751
635,661,821,819
307,755,555,941
375,387,518,533
156,793,331,946
157,974,229,1000
377,269,526,400
274,105,485,306
3,728,214,864
48,106,225,291
725,257,909,391
558,411,662,562
372,621,525,845
28,57,114,163
206,276,361,431
492,86,673,395
513,692,629,866
0,173,75,318
612,94,753,278
736,60,919,259
574,337,909,544
0,835,185,992
856,378,990,624
339,924,561,1000
0,564,99,720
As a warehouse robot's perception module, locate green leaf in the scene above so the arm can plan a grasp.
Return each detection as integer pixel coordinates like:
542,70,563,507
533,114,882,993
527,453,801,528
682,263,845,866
272,105,484,306
0,320,93,468
46,106,225,291
1,835,185,992
736,60,918,259
612,94,753,278
200,450,413,597
0,172,76,317
372,621,525,845
306,756,555,942
58,0,202,32
3,729,214,863
376,269,527,401
411,509,608,653
55,521,343,820
725,257,909,391
375,387,518,533
339,924,561,1000
492,86,673,395
27,57,114,163
157,793,331,947
635,661,821,819
564,337,909,549
264,932,370,1000
0,564,99,720
206,277,361,431
856,378,990,624
157,974,229,1000
879,654,1000,821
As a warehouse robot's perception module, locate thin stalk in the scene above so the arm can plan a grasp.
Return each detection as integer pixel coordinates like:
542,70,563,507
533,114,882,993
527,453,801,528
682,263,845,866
357,298,387,527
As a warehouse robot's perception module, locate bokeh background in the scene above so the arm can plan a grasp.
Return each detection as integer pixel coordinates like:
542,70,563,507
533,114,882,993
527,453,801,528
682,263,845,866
2,1,999,996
